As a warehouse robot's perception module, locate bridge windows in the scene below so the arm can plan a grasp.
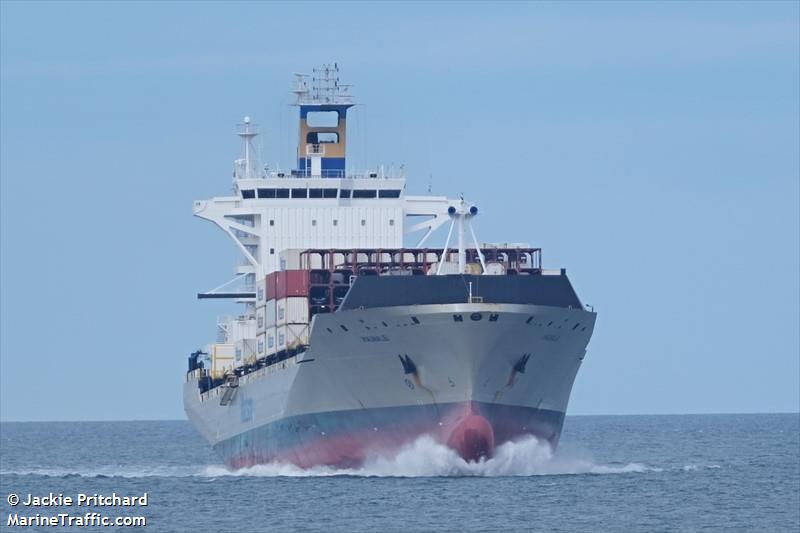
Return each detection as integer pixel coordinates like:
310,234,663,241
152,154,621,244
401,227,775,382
306,111,339,127
378,189,401,198
246,186,400,201
306,132,339,144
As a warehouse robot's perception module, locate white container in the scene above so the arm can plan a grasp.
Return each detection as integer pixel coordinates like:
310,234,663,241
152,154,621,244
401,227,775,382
256,277,267,307
256,308,266,334
225,316,256,343
278,249,322,271
276,326,286,352
277,324,309,351
235,339,257,366
265,299,277,328
277,297,309,326
266,328,277,355
256,333,266,357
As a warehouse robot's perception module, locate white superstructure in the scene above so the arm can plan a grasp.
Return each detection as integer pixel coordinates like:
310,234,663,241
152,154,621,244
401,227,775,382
193,64,482,359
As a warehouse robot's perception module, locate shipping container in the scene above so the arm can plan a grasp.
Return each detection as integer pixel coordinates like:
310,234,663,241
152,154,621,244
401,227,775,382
211,343,236,378
278,249,322,271
265,271,278,301
277,297,309,325
256,277,267,307
256,333,266,357
223,316,256,343
277,324,309,351
265,299,277,328
235,339,257,367
256,307,266,334
276,326,286,352
275,270,310,299
278,249,302,271
266,328,277,356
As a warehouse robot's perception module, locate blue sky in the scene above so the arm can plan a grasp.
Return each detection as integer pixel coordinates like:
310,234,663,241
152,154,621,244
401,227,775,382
1,1,798,421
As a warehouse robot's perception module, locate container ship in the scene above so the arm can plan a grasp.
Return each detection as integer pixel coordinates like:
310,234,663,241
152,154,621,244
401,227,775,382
184,65,596,468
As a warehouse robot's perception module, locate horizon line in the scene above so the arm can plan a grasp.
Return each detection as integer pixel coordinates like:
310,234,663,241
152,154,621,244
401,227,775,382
2,411,798,424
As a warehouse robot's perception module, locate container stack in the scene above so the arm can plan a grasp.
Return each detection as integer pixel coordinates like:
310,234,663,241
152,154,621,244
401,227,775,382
223,316,256,369
270,265,310,353
255,275,270,360
254,250,313,359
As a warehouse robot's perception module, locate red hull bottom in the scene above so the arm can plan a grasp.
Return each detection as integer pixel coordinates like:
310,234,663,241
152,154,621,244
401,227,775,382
219,401,564,470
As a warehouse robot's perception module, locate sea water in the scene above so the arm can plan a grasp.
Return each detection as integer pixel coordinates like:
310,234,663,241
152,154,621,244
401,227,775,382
1,414,797,532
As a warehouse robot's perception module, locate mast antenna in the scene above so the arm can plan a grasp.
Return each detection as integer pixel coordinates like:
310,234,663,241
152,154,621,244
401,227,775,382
235,116,261,181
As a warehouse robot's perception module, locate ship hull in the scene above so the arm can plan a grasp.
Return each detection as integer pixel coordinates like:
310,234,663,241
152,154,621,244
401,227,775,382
215,401,563,468
184,302,596,468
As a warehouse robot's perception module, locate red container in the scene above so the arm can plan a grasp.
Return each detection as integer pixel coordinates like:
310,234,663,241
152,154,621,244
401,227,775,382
265,272,279,301
275,270,309,300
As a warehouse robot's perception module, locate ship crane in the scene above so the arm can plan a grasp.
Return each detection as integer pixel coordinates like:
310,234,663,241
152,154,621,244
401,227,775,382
436,198,487,275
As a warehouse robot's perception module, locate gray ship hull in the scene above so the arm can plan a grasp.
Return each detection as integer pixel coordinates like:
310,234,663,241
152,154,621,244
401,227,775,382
184,301,595,468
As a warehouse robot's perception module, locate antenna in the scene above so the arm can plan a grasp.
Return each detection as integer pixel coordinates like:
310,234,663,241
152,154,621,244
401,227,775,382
293,63,354,105
235,116,261,181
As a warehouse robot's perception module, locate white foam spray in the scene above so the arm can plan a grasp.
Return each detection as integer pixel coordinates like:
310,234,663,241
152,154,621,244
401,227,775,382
4,436,724,479
201,435,661,478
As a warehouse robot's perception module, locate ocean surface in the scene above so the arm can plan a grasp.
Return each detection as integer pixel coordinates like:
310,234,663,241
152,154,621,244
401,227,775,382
0,414,797,532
